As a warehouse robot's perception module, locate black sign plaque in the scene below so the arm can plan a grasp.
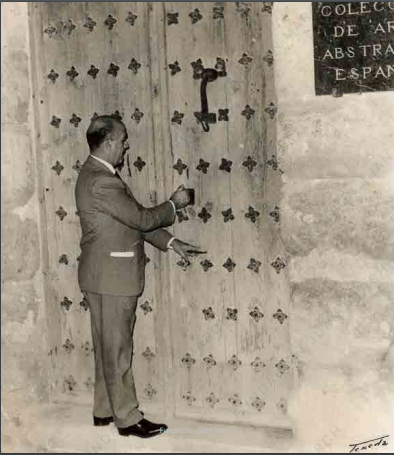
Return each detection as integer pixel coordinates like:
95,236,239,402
313,2,394,95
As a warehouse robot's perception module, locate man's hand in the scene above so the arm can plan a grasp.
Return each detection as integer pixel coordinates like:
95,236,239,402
171,239,207,262
170,185,191,210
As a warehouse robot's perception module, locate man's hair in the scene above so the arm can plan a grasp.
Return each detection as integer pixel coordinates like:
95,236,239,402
86,115,124,152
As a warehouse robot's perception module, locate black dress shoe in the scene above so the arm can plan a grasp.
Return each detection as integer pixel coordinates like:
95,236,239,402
94,412,144,427
94,416,114,426
118,418,168,438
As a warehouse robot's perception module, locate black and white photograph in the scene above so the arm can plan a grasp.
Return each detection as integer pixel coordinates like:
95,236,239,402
1,1,393,452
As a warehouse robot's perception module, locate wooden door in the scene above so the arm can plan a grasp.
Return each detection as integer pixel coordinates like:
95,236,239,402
155,2,292,428
30,1,292,429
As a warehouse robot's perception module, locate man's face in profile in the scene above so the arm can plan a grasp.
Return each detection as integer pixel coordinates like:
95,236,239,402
113,125,130,170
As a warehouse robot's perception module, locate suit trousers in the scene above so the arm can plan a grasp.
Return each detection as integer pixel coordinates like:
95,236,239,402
83,291,144,428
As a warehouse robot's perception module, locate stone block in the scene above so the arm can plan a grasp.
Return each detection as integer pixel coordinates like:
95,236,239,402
281,178,392,261
1,127,36,210
290,279,390,367
1,213,40,281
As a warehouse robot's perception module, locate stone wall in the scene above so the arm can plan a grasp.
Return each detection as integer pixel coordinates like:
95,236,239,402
273,2,394,452
1,2,50,452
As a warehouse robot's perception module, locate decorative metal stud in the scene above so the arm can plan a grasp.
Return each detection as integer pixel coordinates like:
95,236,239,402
251,396,266,412
63,338,75,354
144,383,157,399
52,161,64,176
219,158,232,173
267,155,279,170
202,307,215,320
196,159,210,174
249,306,264,323
87,65,99,79
271,257,286,274
111,110,122,121
104,14,117,30
171,111,184,125
82,341,92,356
60,297,72,311
273,309,288,324
213,5,225,20
226,308,238,321
60,19,76,37
126,11,138,26
277,398,287,413
70,113,82,128
63,375,76,392
218,109,229,121
169,61,181,76
247,258,262,273
181,352,196,369
262,2,274,14
44,26,57,38
201,259,213,272
228,354,242,370
182,391,196,405
66,66,79,81
189,8,203,24
131,108,144,124
56,206,67,221
215,57,227,75
236,2,252,17
176,258,191,271
238,52,253,66
167,12,179,25
198,207,211,224
269,205,280,223
264,102,277,119
145,256,151,265
173,158,188,175
72,160,81,173
245,206,260,223
203,354,217,368
223,258,236,273
107,63,120,77
242,156,257,172
84,17,97,32
84,376,94,391
251,357,266,372
47,69,59,83
275,359,290,375
206,392,220,407
142,347,156,362
176,210,189,223
50,116,61,128
59,254,69,265
76,255,81,262
263,50,274,66
133,156,146,172
128,58,141,74
140,300,153,315
80,296,89,312
191,58,204,80
241,104,255,120
221,208,234,223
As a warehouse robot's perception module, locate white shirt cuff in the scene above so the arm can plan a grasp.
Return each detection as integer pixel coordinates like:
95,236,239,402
167,237,176,250
169,200,176,214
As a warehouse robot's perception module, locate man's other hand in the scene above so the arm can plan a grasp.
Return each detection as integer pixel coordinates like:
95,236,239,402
171,239,207,262
170,185,190,210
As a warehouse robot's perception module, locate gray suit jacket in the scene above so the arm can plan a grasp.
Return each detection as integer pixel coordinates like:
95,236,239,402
75,155,175,296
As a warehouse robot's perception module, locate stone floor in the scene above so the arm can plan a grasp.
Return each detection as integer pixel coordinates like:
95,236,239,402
5,402,298,453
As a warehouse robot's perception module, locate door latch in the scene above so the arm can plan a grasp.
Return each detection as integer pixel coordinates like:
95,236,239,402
194,67,226,132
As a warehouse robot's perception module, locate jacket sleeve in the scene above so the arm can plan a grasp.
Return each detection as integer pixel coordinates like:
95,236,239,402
144,229,174,252
92,175,176,232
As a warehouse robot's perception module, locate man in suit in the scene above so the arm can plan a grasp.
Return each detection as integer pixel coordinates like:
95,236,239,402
75,115,202,439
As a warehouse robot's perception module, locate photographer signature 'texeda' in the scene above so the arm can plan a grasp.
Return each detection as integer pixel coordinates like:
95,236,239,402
349,435,390,452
